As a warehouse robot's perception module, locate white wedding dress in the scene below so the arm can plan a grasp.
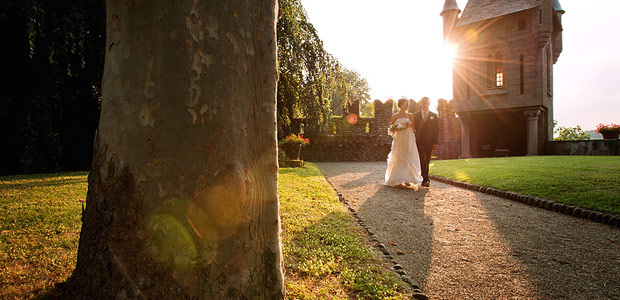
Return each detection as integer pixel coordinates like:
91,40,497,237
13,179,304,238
385,118,423,187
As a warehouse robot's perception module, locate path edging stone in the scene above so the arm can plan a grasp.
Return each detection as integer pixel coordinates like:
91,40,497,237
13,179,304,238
429,175,620,229
324,176,429,299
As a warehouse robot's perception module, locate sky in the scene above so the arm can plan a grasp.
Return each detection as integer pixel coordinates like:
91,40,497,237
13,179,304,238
300,0,620,130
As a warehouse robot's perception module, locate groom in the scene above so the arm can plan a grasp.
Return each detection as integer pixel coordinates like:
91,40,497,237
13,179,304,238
413,97,438,187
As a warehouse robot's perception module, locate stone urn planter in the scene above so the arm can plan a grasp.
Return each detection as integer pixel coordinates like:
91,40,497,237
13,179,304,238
596,123,620,140
280,143,303,160
601,131,620,140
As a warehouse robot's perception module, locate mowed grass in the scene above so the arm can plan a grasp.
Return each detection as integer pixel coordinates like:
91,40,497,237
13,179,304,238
0,172,87,299
0,164,407,299
280,163,408,299
430,156,620,215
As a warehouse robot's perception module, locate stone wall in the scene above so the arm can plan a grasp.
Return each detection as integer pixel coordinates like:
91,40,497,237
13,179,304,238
288,99,463,162
437,99,461,159
299,135,392,162
287,98,618,161
290,100,394,162
545,140,620,156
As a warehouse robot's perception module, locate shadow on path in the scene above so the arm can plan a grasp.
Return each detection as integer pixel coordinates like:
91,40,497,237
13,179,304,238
316,161,620,300
316,162,434,289
475,190,620,299
361,185,434,288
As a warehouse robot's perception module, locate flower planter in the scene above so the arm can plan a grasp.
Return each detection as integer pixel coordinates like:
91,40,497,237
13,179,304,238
596,123,620,139
281,143,303,160
601,132,620,140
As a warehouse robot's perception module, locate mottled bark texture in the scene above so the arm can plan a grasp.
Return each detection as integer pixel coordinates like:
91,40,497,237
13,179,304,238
63,0,283,299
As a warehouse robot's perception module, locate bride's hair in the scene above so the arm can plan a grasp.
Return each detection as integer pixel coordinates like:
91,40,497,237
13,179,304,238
397,98,409,109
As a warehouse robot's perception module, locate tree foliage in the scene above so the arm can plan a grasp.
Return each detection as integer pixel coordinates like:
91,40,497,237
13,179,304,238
276,0,370,137
328,68,371,116
361,100,377,118
0,0,104,174
553,121,590,141
277,0,336,137
2,0,370,174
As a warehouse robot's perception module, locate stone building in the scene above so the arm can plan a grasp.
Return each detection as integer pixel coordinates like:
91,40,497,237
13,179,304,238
441,0,565,157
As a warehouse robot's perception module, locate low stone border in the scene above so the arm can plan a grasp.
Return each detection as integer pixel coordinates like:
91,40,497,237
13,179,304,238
430,175,620,229
321,175,429,300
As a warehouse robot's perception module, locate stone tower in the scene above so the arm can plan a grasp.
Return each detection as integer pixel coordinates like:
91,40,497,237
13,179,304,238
441,0,564,157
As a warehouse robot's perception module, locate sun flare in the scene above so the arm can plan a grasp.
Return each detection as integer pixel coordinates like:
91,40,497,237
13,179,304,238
441,43,459,66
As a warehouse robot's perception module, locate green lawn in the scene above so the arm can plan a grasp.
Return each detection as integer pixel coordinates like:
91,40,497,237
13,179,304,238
0,172,86,299
0,164,408,299
430,156,620,215
280,163,407,299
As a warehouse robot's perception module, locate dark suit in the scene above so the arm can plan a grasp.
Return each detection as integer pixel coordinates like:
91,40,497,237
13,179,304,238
414,110,439,183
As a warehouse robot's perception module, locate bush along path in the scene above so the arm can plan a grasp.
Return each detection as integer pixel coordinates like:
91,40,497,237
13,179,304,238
429,175,620,229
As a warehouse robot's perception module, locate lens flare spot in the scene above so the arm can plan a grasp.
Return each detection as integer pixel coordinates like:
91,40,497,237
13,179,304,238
190,168,248,239
347,113,358,125
147,213,197,271
465,29,478,43
455,171,471,182
187,200,216,239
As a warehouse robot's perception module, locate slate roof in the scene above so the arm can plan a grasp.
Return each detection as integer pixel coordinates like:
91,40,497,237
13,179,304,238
553,0,564,13
441,0,461,16
457,0,539,26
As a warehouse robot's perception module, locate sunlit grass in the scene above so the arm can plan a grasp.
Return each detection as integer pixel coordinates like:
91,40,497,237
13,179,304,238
0,172,87,299
430,156,620,215
1,165,408,299
280,163,409,299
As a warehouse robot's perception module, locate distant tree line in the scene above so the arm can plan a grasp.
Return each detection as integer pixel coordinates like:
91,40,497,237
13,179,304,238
0,0,369,174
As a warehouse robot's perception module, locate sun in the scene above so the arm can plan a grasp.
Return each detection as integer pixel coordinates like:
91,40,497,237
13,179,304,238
421,42,459,97
441,43,459,66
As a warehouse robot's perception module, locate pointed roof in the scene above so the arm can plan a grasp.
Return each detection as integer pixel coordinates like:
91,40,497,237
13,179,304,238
553,0,565,14
440,0,461,16
457,0,539,26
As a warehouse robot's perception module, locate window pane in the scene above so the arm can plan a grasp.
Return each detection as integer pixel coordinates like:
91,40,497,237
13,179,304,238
496,72,504,87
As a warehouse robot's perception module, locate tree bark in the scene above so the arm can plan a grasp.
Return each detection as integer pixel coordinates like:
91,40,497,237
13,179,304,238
63,0,283,299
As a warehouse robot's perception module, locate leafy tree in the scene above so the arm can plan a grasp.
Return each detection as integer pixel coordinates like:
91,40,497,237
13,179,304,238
277,0,359,137
343,69,371,107
328,67,371,116
0,0,104,174
361,100,375,118
553,121,590,141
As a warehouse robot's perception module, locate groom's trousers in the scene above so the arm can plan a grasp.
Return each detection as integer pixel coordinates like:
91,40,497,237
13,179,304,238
418,144,432,183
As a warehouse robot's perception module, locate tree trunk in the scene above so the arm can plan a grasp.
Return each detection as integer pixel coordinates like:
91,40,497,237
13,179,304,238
63,1,283,299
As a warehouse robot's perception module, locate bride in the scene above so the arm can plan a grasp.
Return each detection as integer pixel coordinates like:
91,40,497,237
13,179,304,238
384,99,423,188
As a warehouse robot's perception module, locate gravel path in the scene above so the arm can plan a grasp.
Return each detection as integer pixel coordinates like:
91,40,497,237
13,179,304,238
316,162,620,300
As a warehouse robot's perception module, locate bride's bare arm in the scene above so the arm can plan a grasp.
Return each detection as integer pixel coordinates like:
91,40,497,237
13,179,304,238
408,114,416,132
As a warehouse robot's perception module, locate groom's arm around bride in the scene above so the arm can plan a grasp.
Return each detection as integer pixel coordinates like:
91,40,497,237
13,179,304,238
413,97,439,187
